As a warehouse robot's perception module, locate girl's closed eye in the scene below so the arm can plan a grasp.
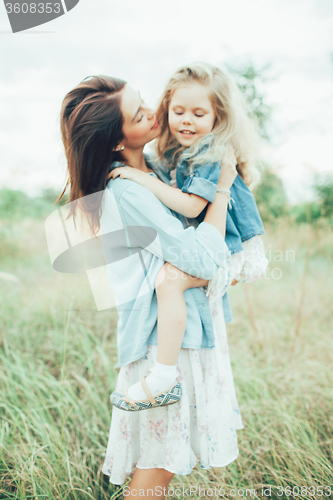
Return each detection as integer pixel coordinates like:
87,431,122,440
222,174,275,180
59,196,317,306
172,108,204,118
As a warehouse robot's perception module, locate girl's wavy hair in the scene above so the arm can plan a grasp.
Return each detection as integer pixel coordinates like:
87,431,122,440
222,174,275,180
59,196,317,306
155,62,261,189
56,75,127,236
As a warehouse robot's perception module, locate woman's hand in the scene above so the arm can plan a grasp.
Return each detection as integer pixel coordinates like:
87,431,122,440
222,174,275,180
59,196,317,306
204,145,237,235
108,166,148,186
218,145,237,190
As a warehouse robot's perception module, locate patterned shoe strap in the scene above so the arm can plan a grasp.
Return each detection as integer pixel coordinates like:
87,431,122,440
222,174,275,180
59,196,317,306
141,377,156,405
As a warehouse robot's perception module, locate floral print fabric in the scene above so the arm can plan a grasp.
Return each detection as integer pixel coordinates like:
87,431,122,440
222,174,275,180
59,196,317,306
206,235,269,304
102,296,244,485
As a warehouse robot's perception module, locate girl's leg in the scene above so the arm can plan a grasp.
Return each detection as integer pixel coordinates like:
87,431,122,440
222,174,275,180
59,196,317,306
125,467,175,499
127,263,208,400
155,262,208,365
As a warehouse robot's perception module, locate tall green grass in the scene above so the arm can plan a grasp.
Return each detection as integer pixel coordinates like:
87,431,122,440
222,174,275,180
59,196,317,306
0,214,332,499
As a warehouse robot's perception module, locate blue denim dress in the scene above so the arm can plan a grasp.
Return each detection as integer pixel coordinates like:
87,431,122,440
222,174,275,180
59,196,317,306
173,141,265,255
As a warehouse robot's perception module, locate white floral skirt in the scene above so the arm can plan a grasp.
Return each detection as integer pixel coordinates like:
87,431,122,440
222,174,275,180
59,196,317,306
102,297,244,485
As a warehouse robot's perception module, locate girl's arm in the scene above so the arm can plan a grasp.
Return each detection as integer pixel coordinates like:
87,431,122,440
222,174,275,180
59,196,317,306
104,155,237,282
103,181,224,281
108,167,208,218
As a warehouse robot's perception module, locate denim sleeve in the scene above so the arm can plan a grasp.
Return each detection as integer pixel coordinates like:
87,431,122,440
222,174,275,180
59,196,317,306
110,180,230,281
229,174,265,240
181,161,221,203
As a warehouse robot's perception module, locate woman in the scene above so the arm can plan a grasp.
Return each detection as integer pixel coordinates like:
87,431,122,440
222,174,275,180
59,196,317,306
58,75,242,499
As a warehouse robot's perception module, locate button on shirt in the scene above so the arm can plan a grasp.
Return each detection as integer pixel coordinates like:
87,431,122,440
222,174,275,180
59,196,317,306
100,157,233,367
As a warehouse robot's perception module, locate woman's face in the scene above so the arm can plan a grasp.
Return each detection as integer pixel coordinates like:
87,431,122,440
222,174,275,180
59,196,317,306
119,84,161,150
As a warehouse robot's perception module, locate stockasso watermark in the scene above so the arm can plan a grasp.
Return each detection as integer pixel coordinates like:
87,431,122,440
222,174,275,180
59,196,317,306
3,0,80,33
261,245,295,281
123,485,256,497
165,245,294,282
45,189,294,312
122,485,332,497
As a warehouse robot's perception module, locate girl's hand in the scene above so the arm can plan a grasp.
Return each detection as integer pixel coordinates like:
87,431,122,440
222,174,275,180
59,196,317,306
107,166,148,185
218,145,237,190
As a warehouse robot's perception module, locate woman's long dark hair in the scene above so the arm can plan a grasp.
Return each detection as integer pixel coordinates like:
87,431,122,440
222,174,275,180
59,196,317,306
57,75,126,235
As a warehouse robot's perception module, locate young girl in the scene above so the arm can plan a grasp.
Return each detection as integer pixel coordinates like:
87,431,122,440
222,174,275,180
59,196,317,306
109,62,268,409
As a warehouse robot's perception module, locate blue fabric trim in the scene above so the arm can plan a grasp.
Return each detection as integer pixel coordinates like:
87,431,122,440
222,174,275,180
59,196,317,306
182,175,217,203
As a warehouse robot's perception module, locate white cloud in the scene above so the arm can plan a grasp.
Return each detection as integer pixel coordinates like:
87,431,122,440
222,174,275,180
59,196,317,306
0,0,332,200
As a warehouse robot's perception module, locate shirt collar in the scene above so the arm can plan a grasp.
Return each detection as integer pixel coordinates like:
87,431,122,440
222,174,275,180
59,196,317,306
109,156,159,178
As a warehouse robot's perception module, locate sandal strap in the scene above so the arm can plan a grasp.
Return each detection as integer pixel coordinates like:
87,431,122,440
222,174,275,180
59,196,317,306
141,377,156,405
123,389,136,406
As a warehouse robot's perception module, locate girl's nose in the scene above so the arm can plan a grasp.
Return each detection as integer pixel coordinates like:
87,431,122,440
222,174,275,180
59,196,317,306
182,113,193,125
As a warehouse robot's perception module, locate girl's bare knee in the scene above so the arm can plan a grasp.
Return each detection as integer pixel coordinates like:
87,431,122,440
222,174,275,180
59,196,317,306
155,263,183,294
131,467,175,489
158,468,175,484
166,470,175,482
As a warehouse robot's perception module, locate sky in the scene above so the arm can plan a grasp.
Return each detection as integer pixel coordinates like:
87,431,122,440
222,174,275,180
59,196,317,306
0,0,332,203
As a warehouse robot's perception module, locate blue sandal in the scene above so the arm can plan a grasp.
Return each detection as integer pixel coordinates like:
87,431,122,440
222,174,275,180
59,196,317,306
110,376,182,412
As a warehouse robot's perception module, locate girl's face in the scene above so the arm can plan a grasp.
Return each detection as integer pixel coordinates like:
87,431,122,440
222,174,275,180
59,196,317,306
119,84,161,150
168,83,216,147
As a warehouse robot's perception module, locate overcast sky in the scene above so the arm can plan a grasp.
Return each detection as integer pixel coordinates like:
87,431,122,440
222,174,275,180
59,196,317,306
0,0,332,202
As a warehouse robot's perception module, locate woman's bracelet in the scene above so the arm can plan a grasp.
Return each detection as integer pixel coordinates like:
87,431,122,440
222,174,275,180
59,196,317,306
216,188,235,209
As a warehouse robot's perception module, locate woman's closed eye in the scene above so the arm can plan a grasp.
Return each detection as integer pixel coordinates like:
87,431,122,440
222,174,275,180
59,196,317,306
137,100,149,122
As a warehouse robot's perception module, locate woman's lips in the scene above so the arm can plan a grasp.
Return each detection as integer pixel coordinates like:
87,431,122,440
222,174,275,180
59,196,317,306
151,119,159,130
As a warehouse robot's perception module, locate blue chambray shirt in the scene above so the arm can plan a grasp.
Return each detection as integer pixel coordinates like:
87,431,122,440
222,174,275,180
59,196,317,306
101,156,233,367
175,140,265,255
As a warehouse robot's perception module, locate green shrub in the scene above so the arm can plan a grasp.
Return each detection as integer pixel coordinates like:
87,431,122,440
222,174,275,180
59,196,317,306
0,188,67,221
253,168,288,221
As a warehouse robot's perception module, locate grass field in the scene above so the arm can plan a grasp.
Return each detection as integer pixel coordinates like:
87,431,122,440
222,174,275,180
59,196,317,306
0,212,332,500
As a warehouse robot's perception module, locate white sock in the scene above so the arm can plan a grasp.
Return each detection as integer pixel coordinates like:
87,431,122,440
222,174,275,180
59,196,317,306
127,362,178,401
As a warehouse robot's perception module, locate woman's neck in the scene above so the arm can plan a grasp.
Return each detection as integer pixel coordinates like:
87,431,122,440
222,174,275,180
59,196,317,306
121,149,152,173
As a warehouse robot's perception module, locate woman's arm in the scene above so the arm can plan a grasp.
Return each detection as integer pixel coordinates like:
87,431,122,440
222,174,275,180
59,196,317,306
103,153,237,281
108,167,208,218
204,150,237,237
103,181,223,281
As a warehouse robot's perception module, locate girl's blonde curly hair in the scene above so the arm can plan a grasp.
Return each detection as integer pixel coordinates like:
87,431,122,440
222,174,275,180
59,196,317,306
154,62,261,189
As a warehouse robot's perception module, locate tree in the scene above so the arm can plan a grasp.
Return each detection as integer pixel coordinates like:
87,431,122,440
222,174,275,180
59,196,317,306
226,61,273,139
226,61,288,220
313,173,333,219
253,167,288,221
